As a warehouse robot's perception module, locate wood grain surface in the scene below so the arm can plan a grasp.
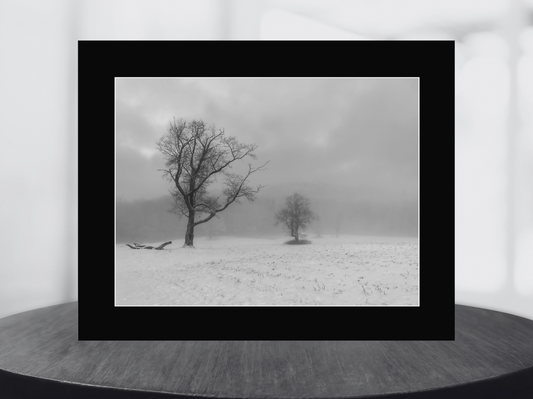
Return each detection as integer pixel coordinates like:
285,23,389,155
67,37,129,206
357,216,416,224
0,302,532,398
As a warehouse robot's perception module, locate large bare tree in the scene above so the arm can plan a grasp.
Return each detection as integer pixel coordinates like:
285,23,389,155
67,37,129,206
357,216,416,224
156,118,268,247
275,193,317,242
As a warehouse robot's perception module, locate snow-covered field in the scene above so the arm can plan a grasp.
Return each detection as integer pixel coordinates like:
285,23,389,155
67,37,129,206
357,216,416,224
115,235,418,306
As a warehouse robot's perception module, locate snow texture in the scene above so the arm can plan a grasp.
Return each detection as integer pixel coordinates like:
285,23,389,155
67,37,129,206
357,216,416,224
116,235,418,306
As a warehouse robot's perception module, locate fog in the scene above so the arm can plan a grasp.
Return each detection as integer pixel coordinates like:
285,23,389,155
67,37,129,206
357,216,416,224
115,78,418,242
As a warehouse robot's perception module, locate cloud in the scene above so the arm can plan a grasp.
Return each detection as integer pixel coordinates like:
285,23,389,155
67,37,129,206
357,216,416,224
115,78,418,203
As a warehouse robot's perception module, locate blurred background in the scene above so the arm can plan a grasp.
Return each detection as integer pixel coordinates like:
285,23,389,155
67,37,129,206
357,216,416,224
1,0,532,319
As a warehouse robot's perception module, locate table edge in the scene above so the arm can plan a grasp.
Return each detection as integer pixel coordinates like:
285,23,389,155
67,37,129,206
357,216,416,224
2,364,533,399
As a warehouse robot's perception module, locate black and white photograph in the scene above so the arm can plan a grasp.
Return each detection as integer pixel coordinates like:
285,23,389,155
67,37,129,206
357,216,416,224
115,78,419,306
1,1,533,398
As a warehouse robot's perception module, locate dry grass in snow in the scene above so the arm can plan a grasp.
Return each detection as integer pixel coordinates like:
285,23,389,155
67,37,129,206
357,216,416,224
115,235,418,306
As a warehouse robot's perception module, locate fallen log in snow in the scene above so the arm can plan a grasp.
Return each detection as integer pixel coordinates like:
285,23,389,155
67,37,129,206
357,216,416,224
126,241,172,250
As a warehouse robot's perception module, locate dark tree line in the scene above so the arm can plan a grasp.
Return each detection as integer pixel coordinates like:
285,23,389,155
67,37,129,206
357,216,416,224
116,193,417,244
116,196,181,244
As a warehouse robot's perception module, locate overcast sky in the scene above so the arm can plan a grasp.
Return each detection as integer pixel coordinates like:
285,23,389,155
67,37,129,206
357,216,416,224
115,78,418,204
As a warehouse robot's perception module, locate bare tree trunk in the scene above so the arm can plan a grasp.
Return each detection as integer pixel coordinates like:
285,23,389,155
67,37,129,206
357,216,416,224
184,211,195,247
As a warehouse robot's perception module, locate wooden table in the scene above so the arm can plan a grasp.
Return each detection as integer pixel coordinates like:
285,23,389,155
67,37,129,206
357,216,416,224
0,302,532,398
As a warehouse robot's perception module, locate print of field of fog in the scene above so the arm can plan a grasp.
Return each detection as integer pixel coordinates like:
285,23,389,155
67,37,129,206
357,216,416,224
115,78,418,305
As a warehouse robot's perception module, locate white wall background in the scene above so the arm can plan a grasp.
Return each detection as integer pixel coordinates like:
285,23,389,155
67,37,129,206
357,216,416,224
0,0,77,320
1,0,531,320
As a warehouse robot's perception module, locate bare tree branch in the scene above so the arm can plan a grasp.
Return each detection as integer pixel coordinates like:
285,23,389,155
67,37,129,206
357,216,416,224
156,118,269,246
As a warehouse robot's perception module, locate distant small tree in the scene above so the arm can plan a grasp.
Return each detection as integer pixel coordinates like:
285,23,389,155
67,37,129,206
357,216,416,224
274,193,317,242
156,118,268,247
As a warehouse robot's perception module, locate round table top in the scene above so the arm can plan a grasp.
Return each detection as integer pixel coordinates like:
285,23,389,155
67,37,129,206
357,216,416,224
0,303,532,399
